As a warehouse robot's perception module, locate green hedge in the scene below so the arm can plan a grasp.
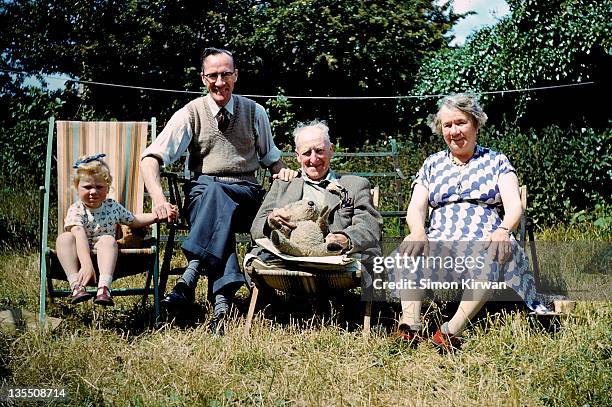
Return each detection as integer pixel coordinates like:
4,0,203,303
479,125,611,226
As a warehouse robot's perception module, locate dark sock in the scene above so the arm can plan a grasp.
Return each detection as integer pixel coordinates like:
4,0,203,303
213,294,230,318
178,259,200,289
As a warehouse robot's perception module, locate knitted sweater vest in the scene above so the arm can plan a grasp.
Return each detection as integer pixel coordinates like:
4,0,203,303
186,95,258,182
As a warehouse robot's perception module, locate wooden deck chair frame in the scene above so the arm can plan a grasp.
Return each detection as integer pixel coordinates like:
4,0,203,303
38,118,161,326
243,186,381,335
158,169,194,298
518,185,541,284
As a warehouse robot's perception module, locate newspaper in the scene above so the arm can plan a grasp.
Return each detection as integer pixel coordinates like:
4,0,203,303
254,238,356,266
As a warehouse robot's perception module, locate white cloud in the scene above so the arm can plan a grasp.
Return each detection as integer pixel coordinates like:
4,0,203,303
441,0,510,45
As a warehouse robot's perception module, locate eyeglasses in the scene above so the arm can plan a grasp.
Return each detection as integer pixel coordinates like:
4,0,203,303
202,71,235,82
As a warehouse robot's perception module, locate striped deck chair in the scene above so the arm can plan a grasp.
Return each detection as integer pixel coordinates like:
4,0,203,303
38,118,160,325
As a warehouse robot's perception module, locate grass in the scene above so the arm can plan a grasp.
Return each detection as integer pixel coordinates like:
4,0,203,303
0,222,610,406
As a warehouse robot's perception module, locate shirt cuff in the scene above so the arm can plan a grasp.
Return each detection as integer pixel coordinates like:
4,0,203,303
259,145,282,167
141,152,167,167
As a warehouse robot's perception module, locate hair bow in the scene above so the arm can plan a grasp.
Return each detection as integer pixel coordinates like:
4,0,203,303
73,153,106,168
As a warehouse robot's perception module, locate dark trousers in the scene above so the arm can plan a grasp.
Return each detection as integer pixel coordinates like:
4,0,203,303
182,175,265,296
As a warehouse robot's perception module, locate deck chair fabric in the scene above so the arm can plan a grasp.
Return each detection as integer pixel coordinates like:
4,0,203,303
55,121,147,232
243,187,381,335
39,118,160,325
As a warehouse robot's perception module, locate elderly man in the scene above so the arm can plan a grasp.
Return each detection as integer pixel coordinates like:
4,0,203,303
140,47,296,333
250,120,382,286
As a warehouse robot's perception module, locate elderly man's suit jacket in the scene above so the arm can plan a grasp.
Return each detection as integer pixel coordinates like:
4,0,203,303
250,174,383,262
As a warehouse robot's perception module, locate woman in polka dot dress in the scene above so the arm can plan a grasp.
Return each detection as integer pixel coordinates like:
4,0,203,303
389,93,548,350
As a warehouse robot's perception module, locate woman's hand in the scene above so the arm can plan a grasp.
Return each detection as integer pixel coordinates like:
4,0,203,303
399,232,429,258
401,184,430,258
485,228,513,264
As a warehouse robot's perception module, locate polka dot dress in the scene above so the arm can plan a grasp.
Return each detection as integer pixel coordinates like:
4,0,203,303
388,146,545,311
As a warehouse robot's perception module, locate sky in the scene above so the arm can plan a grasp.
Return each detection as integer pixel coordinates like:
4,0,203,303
444,0,510,45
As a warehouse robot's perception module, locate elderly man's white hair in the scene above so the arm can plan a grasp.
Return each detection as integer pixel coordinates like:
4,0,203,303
293,120,331,148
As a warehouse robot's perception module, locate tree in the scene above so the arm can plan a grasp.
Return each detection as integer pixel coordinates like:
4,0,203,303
409,0,611,130
402,0,611,224
240,0,461,143
0,0,461,145
0,78,75,185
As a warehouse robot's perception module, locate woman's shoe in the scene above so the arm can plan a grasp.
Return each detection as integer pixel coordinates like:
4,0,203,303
70,285,93,304
431,328,462,352
395,323,423,346
93,286,114,306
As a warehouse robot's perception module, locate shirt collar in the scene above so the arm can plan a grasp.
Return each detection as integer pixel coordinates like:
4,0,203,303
302,169,337,185
206,94,234,117
446,145,482,162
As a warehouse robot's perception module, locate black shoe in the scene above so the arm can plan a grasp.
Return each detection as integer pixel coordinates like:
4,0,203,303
208,312,227,336
161,281,195,309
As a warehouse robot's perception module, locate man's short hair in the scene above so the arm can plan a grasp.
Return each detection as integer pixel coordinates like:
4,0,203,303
201,47,235,72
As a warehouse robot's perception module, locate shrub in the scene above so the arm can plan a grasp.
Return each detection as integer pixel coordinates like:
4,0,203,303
479,124,611,225
0,185,41,251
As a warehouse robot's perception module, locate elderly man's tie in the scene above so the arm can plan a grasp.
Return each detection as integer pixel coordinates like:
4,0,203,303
216,107,230,132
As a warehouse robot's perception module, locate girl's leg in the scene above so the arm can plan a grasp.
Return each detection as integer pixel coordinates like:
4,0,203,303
94,235,118,292
445,284,493,335
57,232,93,303
56,232,80,289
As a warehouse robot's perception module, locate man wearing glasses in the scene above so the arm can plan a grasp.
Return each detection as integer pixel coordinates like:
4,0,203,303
141,47,296,334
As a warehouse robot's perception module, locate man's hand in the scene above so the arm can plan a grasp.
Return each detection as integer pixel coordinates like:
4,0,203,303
399,232,429,258
153,202,179,223
325,233,350,251
272,168,299,181
267,207,296,230
484,228,513,265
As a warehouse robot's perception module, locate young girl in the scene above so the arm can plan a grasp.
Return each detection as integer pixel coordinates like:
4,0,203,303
56,153,176,306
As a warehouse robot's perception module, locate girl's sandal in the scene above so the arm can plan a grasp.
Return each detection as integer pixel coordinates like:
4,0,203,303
70,285,93,304
93,286,114,306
